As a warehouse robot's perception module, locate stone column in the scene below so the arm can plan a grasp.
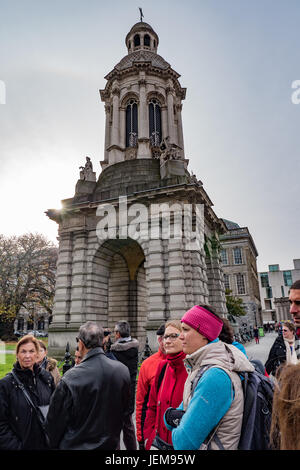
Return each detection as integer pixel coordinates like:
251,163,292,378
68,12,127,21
166,86,176,145
69,230,88,325
138,77,151,158
167,238,187,319
119,106,126,149
50,232,73,326
111,87,120,147
104,104,111,161
138,78,148,139
176,103,185,156
161,106,168,139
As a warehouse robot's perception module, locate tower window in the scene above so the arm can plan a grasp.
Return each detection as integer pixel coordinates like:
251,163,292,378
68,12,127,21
126,99,138,147
134,34,140,47
144,34,150,46
149,99,162,147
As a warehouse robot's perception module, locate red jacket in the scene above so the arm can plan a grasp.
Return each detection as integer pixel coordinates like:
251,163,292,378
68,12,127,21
143,351,187,450
135,350,165,443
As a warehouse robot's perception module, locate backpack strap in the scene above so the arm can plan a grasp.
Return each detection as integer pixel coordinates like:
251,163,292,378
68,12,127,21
190,365,234,451
190,364,213,398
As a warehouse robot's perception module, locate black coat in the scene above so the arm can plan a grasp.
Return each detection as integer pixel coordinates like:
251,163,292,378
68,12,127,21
110,338,139,414
45,347,131,450
0,362,55,450
265,334,287,375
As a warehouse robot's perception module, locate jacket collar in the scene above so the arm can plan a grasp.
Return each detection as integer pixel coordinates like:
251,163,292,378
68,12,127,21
81,347,104,363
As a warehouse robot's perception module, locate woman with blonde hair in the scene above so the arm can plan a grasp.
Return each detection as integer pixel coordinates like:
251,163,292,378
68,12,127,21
143,319,187,450
270,362,300,450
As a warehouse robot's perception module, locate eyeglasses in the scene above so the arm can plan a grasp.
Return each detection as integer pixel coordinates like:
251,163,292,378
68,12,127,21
163,333,180,341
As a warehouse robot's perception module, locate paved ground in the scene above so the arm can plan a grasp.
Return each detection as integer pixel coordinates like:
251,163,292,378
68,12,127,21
244,331,276,365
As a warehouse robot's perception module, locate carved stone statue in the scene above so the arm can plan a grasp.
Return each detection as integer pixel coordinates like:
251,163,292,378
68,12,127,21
79,156,96,182
159,136,180,164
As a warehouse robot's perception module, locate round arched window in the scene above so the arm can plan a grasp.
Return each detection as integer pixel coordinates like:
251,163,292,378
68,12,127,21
144,34,151,47
126,99,138,147
134,34,140,47
149,99,162,147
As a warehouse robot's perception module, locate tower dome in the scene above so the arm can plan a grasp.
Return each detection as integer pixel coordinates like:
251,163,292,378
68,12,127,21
125,21,159,54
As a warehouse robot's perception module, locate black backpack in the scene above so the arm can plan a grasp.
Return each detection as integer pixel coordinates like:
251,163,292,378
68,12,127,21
191,364,274,450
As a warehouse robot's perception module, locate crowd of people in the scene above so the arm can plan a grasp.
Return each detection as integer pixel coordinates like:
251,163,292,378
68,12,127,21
0,279,300,451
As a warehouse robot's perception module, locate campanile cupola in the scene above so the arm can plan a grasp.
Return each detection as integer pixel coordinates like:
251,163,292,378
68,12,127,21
125,21,159,54
100,18,187,169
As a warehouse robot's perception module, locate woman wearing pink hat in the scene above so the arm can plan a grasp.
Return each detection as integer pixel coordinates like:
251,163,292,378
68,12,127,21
164,304,254,450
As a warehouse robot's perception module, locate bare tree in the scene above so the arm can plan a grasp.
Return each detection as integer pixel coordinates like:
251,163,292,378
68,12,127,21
0,233,58,338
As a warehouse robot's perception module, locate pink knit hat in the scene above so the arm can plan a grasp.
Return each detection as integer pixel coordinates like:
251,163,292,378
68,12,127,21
181,305,223,341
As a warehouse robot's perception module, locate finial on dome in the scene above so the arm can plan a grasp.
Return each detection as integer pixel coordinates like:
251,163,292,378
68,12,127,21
139,7,144,22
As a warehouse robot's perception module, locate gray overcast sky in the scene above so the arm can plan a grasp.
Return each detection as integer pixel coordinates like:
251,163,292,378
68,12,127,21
0,0,299,273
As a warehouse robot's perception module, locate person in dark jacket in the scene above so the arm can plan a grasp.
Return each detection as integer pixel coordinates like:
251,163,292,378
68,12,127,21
0,335,55,450
110,321,139,450
265,320,298,376
46,321,131,450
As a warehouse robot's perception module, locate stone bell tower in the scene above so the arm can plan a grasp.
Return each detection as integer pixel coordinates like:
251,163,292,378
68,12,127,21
100,21,186,168
47,19,227,356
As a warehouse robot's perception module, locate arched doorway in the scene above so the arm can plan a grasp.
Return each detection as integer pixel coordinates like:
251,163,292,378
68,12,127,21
91,238,148,347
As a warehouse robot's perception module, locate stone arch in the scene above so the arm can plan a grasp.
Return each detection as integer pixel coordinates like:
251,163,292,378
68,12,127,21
90,238,148,346
120,92,140,109
146,90,166,107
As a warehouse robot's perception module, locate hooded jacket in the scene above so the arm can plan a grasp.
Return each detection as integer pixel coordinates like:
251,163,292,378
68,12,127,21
111,337,139,414
169,339,254,450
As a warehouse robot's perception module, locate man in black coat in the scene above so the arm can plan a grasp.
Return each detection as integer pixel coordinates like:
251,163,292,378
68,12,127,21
46,321,131,450
110,321,139,450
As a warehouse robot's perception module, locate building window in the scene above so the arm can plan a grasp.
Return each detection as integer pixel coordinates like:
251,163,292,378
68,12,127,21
220,249,228,265
224,274,230,290
17,318,24,331
265,299,272,310
283,270,293,287
134,34,140,47
233,247,242,265
149,99,162,146
269,264,279,272
144,34,150,46
266,287,273,298
260,273,269,288
236,273,246,295
126,99,138,147
281,285,285,297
